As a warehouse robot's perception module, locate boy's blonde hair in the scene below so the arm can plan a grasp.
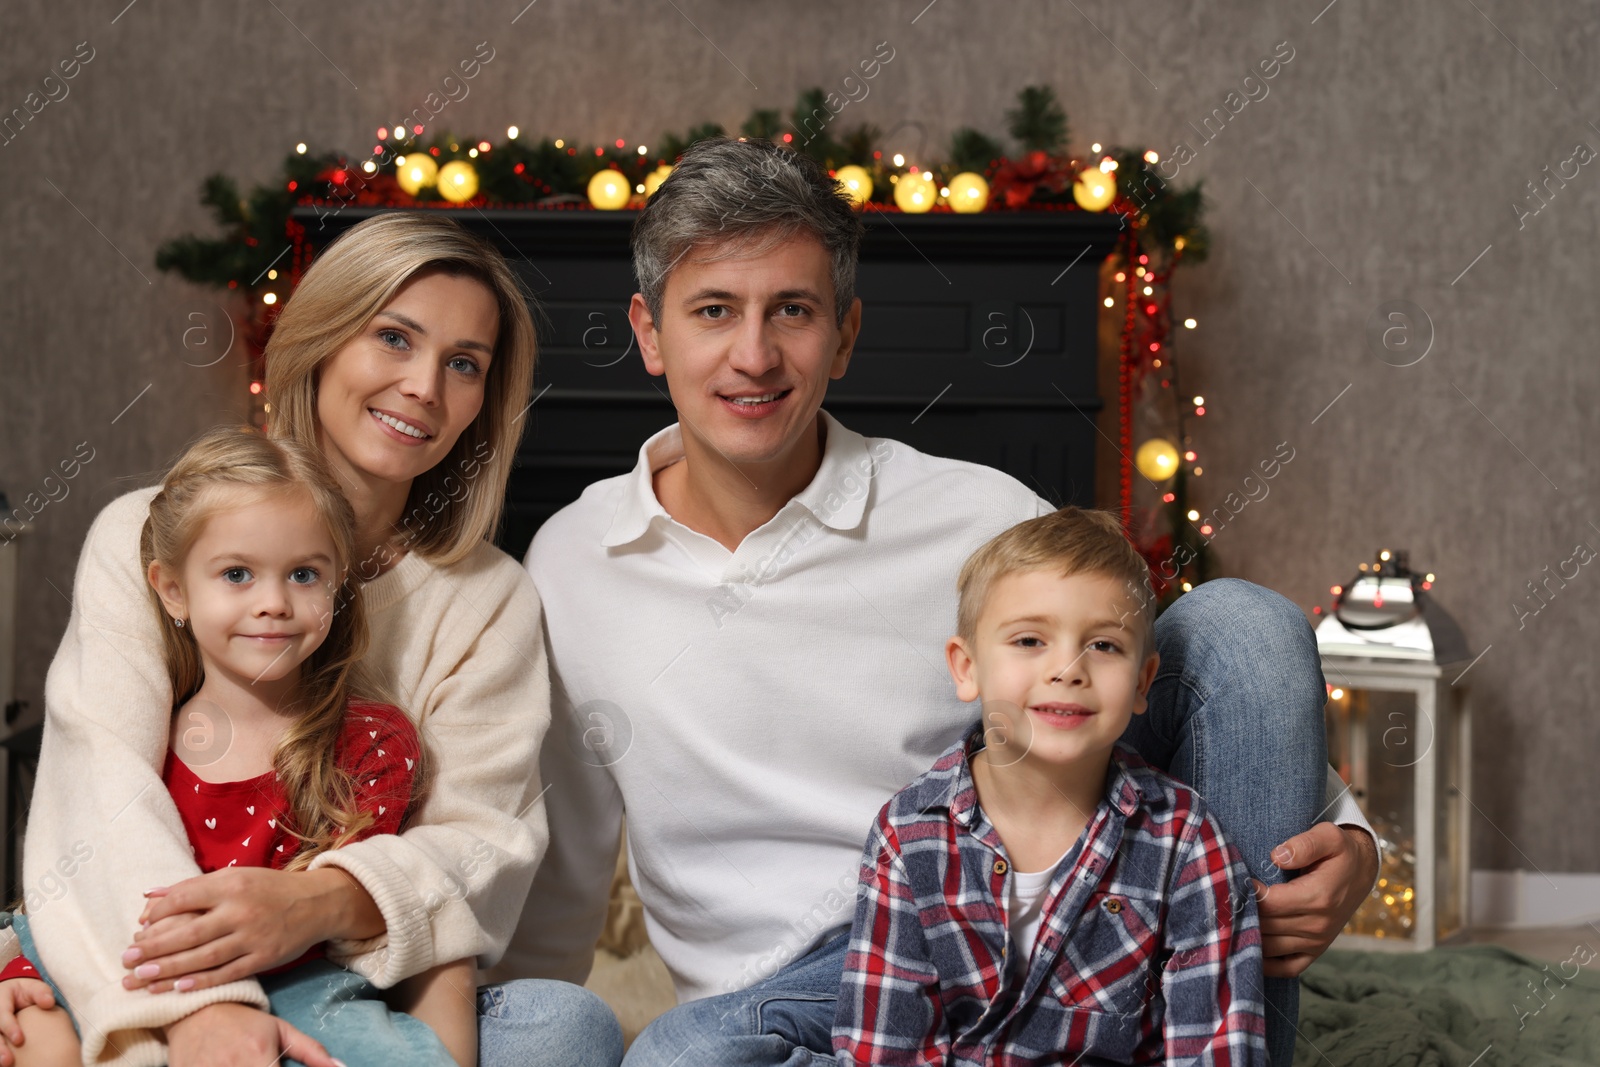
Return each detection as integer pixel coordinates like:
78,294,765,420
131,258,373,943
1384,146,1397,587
956,506,1156,654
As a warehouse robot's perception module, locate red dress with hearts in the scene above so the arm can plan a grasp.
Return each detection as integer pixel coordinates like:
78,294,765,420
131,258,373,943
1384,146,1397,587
0,699,418,982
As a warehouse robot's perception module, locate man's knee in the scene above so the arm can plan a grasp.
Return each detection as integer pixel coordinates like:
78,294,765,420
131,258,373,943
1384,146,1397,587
625,998,745,1067
1160,578,1321,682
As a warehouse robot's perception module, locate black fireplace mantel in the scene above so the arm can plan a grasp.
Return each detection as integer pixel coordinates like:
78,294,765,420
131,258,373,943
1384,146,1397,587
291,206,1123,558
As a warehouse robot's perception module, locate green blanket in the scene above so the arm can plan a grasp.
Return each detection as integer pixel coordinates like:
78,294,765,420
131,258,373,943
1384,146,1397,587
1294,943,1600,1066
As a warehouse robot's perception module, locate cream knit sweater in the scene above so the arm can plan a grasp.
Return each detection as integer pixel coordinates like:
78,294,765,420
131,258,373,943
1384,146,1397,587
21,486,550,1066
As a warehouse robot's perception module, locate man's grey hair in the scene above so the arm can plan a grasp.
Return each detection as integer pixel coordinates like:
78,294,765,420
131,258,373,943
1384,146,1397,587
632,137,865,328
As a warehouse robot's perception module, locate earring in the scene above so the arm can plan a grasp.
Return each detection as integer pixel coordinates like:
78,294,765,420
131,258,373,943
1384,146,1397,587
174,617,185,629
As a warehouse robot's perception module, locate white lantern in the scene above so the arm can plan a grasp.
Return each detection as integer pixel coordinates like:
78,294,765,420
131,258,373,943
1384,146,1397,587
1317,549,1473,951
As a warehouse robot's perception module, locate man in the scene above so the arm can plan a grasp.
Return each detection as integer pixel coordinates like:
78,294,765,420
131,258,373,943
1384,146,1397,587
500,137,1377,1066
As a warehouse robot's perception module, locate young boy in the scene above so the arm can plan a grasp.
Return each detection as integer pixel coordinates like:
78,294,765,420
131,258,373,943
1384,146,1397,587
833,507,1268,1066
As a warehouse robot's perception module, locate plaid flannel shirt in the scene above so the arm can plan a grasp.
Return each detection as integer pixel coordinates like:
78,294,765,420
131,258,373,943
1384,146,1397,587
833,725,1266,1066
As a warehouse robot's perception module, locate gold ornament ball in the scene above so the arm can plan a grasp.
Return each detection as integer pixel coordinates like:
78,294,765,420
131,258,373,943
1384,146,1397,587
1073,167,1117,212
588,169,632,210
893,172,936,213
644,164,674,197
835,164,874,206
947,172,990,213
1135,438,1180,481
436,160,479,203
396,153,438,196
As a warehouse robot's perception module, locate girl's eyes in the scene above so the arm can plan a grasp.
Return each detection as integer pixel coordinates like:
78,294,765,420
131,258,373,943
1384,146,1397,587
220,567,321,584
379,328,484,376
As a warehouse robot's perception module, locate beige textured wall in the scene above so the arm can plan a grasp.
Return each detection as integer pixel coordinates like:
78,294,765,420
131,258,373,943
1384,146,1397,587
1,0,1595,874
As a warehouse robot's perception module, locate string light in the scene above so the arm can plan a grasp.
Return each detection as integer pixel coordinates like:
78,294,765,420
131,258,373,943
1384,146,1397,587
262,292,277,305
1184,317,1197,329
1104,297,1115,307
295,142,307,154
507,125,519,139
892,153,905,167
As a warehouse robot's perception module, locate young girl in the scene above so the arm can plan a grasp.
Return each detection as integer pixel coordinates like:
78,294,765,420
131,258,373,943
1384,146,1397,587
0,427,476,1067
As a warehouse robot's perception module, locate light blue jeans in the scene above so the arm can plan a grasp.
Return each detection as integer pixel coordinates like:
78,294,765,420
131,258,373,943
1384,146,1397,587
4,912,622,1067
622,577,1327,1067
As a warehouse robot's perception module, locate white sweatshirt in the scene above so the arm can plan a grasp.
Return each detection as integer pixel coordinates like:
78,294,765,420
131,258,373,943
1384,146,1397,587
22,485,550,1066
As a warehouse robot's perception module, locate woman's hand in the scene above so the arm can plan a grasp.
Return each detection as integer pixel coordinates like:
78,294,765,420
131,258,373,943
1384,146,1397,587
1250,821,1380,978
124,866,378,993
166,1002,344,1067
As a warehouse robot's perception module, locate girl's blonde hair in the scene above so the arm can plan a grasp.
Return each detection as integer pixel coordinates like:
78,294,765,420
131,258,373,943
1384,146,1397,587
264,211,537,569
140,425,414,871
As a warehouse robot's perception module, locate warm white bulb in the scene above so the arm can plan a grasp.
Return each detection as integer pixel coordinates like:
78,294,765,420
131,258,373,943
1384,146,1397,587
468,148,478,158
362,160,377,173
1187,510,1200,521
1144,149,1160,163
507,125,519,139
638,145,648,155
1193,396,1204,406
1143,286,1153,296
635,183,645,193
1103,297,1114,307
1184,317,1197,329
267,269,277,280
892,153,905,167
393,126,405,140
1091,142,1102,153
295,142,307,154
263,292,278,305
554,138,564,148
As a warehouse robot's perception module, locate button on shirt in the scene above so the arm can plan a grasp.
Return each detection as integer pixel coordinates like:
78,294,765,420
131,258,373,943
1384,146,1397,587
833,726,1268,1066
497,409,1376,1005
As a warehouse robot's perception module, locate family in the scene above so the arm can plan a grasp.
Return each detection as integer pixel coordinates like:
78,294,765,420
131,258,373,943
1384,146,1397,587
6,137,1379,1067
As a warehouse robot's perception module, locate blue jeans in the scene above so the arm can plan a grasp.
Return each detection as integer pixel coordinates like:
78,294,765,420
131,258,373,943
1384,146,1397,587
4,912,622,1067
478,978,624,1067
623,578,1326,1067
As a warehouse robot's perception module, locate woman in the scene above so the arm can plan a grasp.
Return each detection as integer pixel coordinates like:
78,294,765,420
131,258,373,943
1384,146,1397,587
17,213,623,1067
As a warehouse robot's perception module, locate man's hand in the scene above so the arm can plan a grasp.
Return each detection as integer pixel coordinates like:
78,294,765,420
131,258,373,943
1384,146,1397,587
1249,821,1379,978
124,867,372,993
165,1002,344,1067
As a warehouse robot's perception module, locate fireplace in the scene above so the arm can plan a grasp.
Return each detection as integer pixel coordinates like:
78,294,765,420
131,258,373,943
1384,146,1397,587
291,206,1121,559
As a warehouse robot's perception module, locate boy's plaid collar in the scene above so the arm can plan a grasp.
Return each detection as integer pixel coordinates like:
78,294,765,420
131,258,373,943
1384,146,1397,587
927,721,1151,829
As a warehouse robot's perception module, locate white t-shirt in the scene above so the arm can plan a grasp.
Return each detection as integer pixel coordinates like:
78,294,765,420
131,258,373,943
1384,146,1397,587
1007,852,1072,979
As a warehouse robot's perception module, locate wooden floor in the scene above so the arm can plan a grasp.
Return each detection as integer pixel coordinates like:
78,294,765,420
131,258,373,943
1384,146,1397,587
1456,922,1599,962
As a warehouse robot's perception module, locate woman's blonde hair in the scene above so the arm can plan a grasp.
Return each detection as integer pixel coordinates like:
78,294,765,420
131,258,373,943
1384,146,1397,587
140,426,416,871
265,212,537,569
